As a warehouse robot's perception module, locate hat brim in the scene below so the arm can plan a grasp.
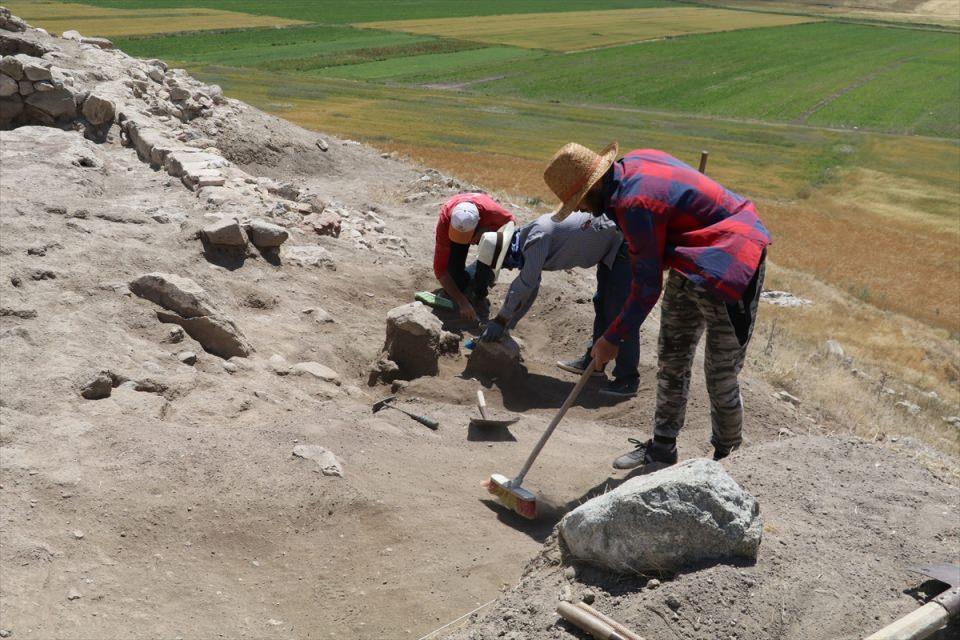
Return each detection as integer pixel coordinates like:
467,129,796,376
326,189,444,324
551,141,618,222
490,220,516,280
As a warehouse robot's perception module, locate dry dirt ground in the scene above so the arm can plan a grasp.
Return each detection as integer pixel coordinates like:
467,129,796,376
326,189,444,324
1,30,958,640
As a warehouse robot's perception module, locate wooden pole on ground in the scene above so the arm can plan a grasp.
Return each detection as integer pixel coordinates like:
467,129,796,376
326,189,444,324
698,150,709,174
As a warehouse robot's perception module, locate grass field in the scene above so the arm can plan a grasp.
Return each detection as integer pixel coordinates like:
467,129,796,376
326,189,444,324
378,21,960,138
59,0,675,24
4,0,304,37
358,7,820,52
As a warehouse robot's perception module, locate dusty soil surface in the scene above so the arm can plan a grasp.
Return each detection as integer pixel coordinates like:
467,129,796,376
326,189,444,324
1,22,958,640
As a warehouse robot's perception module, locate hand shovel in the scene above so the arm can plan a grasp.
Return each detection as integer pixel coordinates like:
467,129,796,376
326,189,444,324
469,389,519,428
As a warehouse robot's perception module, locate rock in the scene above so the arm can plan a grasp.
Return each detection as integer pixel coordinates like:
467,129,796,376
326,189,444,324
581,590,595,605
301,211,340,237
61,30,83,41
72,530,84,540
129,273,253,359
778,427,796,437
0,56,23,80
0,73,16,96
17,80,30,95
80,369,115,400
647,578,661,589
0,627,11,637
301,307,334,324
67,588,82,601
15,55,51,81
165,326,185,343
247,219,288,248
292,445,343,477
558,459,762,574
81,93,114,125
467,337,522,379
773,390,801,406
268,354,291,375
760,291,812,308
0,6,27,32
382,302,444,379
825,339,844,358
268,181,300,201
25,86,76,120
292,361,341,385
439,330,460,355
316,139,328,152
895,400,920,416
0,94,23,122
201,218,246,247
177,351,197,366
665,594,682,611
943,416,960,428
80,36,113,50
284,245,335,269
298,193,326,214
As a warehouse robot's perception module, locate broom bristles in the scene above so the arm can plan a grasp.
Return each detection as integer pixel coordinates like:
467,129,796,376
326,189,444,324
484,475,537,519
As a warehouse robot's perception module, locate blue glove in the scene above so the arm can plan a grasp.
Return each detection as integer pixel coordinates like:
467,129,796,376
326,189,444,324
479,320,505,342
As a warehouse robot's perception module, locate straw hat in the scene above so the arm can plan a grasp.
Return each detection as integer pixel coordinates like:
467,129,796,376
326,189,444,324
477,220,516,280
544,141,618,222
449,201,480,244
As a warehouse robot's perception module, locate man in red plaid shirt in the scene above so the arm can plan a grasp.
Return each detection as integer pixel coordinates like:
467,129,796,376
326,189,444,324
544,142,771,471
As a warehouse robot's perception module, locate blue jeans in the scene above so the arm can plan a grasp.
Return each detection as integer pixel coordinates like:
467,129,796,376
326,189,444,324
592,246,640,382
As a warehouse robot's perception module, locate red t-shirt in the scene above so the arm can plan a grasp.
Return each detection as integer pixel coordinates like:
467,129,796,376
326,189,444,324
433,193,515,279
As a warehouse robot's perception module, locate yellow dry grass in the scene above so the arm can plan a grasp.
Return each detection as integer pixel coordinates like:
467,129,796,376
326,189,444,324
358,7,820,52
4,1,305,37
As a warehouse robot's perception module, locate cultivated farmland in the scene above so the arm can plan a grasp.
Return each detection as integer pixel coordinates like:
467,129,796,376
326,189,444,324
358,7,821,51
3,0,304,37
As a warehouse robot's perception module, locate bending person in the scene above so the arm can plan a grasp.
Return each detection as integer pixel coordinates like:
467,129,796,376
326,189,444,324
433,193,515,322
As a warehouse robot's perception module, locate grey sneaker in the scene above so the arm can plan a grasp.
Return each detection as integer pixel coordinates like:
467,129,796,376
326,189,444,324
612,438,678,470
557,354,604,378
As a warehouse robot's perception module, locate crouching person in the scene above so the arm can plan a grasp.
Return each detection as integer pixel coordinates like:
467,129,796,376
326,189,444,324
433,193,516,322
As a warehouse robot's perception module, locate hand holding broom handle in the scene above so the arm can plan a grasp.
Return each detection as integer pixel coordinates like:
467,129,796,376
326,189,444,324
511,357,598,487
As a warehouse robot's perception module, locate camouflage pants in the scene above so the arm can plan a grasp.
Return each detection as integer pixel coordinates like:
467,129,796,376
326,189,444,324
653,260,765,449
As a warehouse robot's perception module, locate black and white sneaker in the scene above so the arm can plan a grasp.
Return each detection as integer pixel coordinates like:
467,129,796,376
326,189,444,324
612,438,678,470
556,354,605,377
599,377,639,398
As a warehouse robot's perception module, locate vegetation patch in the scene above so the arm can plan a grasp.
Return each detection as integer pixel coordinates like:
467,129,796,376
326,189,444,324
359,7,820,51
5,0,305,37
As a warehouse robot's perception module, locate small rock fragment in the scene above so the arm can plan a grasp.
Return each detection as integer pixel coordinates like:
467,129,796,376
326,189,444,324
247,219,288,248
292,361,341,385
67,588,82,601
292,445,343,477
80,370,114,400
177,351,197,366
773,390,801,406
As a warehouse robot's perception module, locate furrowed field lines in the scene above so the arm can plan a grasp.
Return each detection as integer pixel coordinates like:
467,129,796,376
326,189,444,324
388,21,960,137
358,7,821,52
5,1,304,37
65,0,675,24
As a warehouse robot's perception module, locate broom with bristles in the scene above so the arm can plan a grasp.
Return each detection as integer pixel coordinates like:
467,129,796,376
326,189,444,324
483,358,598,519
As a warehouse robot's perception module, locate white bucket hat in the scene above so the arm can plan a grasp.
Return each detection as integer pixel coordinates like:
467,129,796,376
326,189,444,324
449,201,480,244
477,220,516,280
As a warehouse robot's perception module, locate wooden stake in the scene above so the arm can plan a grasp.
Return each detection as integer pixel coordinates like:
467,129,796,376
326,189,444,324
476,389,488,420
698,150,709,174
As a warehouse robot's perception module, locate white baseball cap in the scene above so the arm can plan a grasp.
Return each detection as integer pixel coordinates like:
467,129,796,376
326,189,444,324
449,201,480,244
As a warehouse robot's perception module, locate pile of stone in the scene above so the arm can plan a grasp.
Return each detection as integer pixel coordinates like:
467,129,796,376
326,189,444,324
0,52,115,128
201,216,289,252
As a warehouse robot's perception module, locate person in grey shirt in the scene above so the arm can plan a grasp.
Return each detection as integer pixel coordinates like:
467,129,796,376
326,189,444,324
476,211,640,397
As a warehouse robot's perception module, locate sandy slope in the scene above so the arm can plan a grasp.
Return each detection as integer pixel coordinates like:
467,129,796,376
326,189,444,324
1,26,958,640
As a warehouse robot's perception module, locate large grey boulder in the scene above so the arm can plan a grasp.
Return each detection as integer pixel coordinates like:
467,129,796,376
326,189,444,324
382,302,444,379
0,73,16,96
559,459,762,574
129,273,253,359
24,86,76,120
15,54,51,81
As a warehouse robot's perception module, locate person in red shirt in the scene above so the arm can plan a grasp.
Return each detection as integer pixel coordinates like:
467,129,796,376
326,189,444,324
434,193,515,322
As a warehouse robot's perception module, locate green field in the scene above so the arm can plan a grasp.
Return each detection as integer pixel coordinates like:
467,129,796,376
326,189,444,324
69,0,674,24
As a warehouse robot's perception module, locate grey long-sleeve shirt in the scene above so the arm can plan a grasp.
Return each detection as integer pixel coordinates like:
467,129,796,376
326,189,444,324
498,211,623,324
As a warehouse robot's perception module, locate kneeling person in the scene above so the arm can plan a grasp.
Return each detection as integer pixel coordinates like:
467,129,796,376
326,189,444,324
434,193,516,322
476,211,640,397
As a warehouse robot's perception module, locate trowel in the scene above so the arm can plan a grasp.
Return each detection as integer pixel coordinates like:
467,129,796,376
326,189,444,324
468,389,519,429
